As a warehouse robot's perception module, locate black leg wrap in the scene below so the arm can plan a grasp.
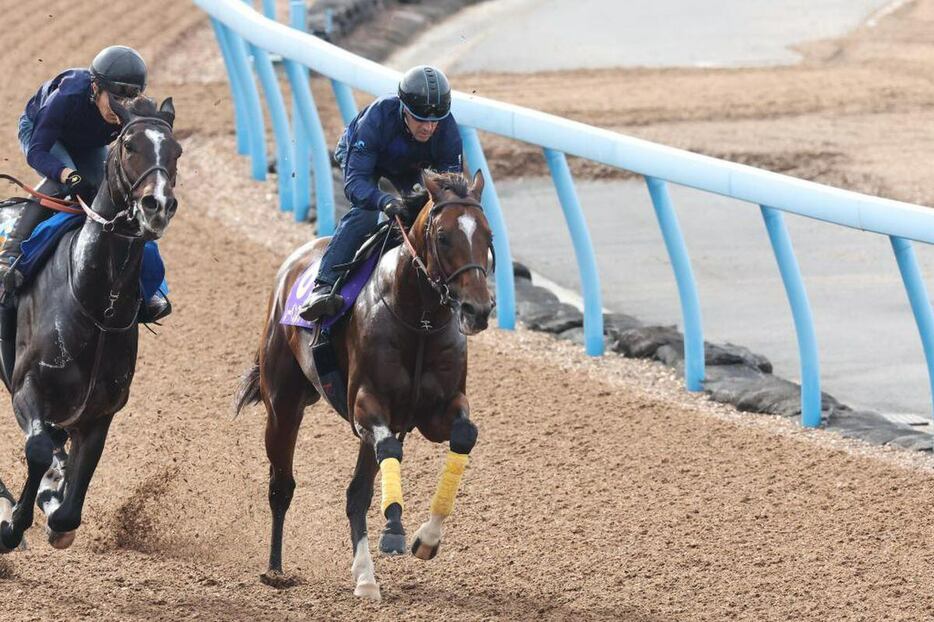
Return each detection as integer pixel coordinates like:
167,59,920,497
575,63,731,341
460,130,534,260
375,436,403,464
450,417,478,455
379,502,406,555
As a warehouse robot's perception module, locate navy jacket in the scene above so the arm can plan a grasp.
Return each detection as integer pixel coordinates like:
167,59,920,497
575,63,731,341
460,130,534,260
23,69,120,182
340,96,463,211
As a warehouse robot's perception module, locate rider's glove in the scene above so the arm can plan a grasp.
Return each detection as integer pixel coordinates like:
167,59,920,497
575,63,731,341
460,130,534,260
381,197,406,220
64,171,96,204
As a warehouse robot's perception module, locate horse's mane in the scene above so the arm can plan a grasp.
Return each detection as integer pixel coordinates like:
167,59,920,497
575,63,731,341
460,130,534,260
402,171,471,214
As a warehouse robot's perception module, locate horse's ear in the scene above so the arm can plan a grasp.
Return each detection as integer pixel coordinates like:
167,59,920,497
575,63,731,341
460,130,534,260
422,169,443,199
110,97,132,126
159,97,176,128
469,169,485,200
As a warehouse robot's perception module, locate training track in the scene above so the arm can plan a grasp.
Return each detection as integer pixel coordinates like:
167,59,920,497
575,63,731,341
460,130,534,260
0,1,931,620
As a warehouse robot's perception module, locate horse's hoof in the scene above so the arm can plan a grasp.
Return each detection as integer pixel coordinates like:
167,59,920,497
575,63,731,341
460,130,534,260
259,570,299,589
353,580,381,600
411,536,440,561
378,532,406,556
47,529,76,550
0,521,24,554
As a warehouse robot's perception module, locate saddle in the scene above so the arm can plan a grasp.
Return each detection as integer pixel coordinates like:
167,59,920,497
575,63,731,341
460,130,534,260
281,221,398,331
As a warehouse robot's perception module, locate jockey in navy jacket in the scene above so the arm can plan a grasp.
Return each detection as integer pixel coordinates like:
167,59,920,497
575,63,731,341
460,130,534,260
299,65,463,322
339,95,463,212
2,46,172,323
22,69,121,184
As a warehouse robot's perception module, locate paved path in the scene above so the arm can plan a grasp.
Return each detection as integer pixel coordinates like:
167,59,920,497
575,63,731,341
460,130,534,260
388,0,895,72
496,178,934,417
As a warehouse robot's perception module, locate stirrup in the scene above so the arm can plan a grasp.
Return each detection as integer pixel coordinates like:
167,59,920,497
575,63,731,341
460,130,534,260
139,294,172,324
299,289,344,322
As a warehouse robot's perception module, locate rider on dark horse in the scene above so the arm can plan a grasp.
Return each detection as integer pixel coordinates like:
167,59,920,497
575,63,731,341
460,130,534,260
299,65,463,322
0,45,171,322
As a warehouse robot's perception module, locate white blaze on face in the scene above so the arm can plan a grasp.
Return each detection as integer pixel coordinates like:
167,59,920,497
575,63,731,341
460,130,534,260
457,213,477,253
144,128,168,206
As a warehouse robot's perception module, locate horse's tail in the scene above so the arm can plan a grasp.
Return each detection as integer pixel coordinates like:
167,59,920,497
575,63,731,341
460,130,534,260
233,350,262,417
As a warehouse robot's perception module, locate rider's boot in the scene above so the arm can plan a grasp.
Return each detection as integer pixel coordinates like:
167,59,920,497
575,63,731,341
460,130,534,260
138,292,172,324
0,201,51,296
298,282,344,322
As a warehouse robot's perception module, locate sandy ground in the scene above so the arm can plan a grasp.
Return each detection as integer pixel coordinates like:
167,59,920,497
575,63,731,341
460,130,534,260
0,1,932,620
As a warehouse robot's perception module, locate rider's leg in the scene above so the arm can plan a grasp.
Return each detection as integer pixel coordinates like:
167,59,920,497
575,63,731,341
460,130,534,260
298,205,379,321
138,241,172,323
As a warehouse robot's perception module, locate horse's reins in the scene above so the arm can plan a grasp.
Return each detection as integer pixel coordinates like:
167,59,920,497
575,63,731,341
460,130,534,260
0,174,82,213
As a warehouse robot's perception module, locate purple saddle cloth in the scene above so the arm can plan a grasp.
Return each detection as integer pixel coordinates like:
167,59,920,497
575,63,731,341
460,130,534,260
280,251,381,330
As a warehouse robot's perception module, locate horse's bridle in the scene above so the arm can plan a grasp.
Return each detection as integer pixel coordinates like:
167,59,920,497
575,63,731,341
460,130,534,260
396,197,496,307
69,115,175,330
79,116,174,234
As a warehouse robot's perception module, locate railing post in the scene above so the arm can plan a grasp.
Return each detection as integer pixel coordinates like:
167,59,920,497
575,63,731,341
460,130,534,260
890,236,934,419
216,21,267,180
543,149,604,355
761,206,821,428
247,0,294,212
645,177,704,390
288,0,311,217
283,58,336,231
209,18,250,156
330,80,359,126
459,126,515,330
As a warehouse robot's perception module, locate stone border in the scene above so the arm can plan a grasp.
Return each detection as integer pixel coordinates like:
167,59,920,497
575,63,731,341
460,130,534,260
309,0,487,62
510,264,933,452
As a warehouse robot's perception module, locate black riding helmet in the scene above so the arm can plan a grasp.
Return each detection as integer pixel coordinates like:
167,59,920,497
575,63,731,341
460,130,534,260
89,45,147,100
398,65,451,122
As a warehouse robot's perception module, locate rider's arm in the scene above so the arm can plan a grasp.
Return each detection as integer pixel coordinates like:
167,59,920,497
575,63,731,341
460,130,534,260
25,93,73,183
343,111,394,211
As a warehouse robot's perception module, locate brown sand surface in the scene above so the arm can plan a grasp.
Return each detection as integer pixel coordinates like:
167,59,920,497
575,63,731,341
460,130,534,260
0,1,932,620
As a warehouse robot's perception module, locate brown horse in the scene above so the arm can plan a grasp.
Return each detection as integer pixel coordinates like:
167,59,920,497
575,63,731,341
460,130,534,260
236,170,494,599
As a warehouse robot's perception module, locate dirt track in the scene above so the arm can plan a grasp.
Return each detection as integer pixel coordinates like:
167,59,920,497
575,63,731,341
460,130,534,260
0,1,933,620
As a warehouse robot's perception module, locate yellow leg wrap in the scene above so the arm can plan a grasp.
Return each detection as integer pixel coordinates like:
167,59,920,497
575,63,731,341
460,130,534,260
379,458,403,516
429,451,469,518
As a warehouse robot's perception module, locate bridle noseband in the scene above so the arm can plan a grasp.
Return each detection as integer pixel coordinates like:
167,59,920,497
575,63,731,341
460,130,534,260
397,197,496,307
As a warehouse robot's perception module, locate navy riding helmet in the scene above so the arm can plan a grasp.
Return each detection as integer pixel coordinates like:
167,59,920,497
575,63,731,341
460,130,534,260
89,45,147,100
398,65,451,122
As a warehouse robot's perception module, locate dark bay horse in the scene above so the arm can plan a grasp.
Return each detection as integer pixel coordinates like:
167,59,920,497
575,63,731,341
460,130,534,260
0,96,181,552
236,170,494,599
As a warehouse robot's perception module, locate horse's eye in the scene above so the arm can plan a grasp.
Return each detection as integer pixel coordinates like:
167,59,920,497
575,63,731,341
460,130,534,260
438,232,450,247
123,137,135,153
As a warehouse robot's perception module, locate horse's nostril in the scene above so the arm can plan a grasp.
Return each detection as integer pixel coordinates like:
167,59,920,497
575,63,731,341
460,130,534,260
140,195,158,213
461,302,477,318
166,198,178,216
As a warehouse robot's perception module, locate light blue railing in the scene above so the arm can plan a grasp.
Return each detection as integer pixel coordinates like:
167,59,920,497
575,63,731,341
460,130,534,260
195,0,934,427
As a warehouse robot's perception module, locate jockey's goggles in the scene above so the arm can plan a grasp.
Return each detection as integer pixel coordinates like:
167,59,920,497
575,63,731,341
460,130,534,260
402,102,450,123
103,81,143,100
